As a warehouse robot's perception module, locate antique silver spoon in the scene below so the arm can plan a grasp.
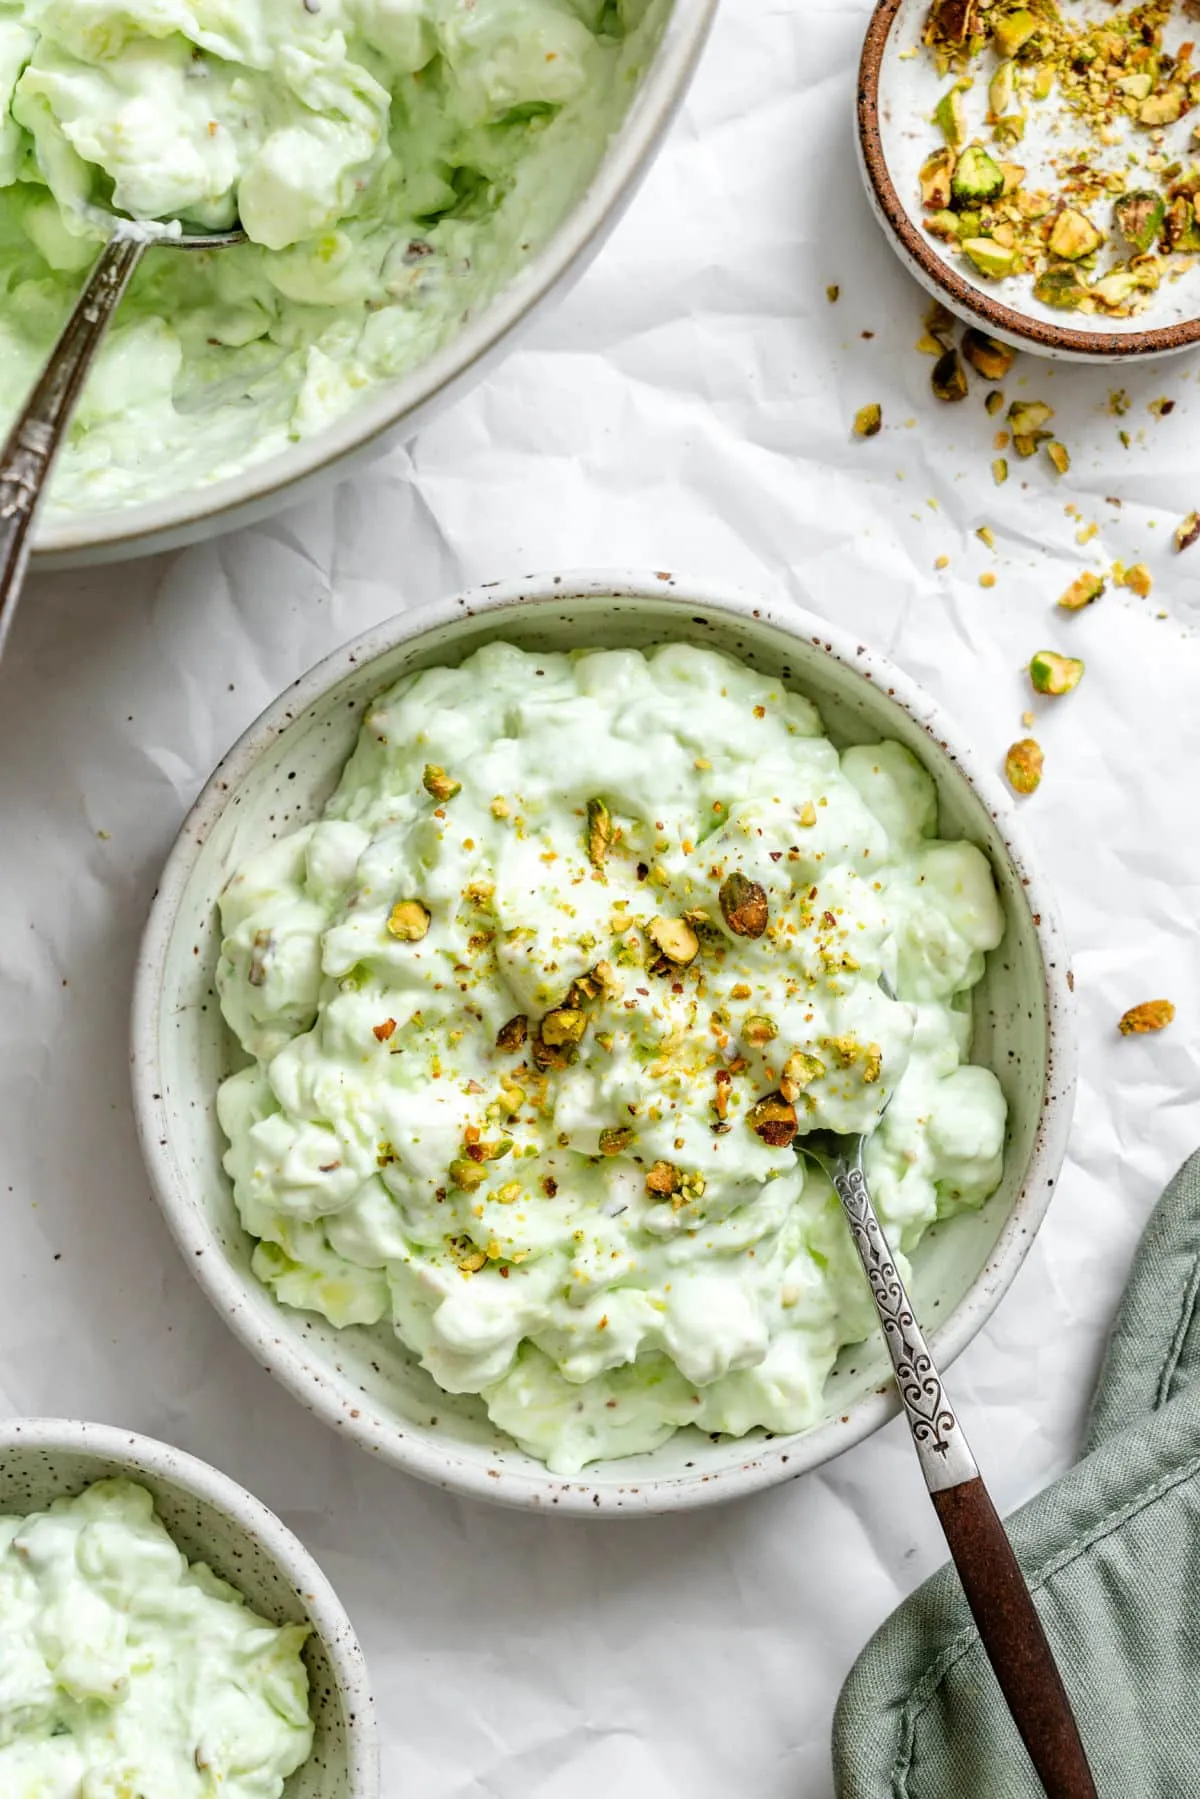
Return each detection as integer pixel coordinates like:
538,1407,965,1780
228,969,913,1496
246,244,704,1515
0,217,245,653
799,991,1096,1796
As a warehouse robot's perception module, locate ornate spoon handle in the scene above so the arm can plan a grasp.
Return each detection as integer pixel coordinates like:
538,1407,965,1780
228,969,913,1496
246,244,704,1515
0,233,146,653
829,1155,1097,1799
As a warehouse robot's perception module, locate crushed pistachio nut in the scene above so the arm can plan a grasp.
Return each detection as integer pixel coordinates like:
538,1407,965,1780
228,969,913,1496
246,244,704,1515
1029,651,1084,696
1118,999,1175,1036
718,872,769,939
779,1051,825,1103
827,284,840,302
449,1159,488,1192
1175,512,1200,553
992,458,1009,485
648,916,700,965
1058,571,1105,611
976,524,996,549
931,347,969,402
387,899,431,941
979,571,997,589
585,797,613,867
598,1126,635,1156
541,1007,587,1048
742,1014,778,1047
495,1014,528,1052
747,1092,799,1148
961,327,1015,380
984,389,1005,417
854,402,883,438
1005,737,1044,795
645,1159,681,1196
1045,441,1070,476
247,928,273,987
1123,563,1153,598
798,800,818,827
422,763,461,803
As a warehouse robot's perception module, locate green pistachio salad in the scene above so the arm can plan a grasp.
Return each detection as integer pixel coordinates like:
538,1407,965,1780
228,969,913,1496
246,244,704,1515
0,0,667,514
0,1478,313,1796
216,641,1009,1473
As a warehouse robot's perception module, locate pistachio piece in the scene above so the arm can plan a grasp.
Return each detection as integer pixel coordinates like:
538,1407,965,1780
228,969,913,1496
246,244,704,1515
951,145,1005,206
925,0,976,48
1045,441,1070,475
1033,267,1088,310
422,763,460,803
645,1159,681,1196
718,872,769,938
747,1092,799,1149
449,1159,488,1192
1124,563,1153,598
984,390,1005,416
1175,512,1200,553
1118,1000,1175,1036
992,457,1009,485
647,916,700,966
1029,651,1084,696
1004,738,1043,796
742,1014,778,1047
992,8,1039,58
931,347,969,403
387,899,431,941
961,328,1015,380
495,1014,528,1052
779,1051,824,1104
247,928,273,987
934,87,969,152
962,237,1017,279
853,402,883,438
988,59,1016,120
1048,208,1103,262
1057,571,1104,611
919,149,955,212
1139,87,1186,127
541,1007,587,1047
1113,190,1166,255
585,798,612,867
1164,196,1200,253
599,1126,635,1156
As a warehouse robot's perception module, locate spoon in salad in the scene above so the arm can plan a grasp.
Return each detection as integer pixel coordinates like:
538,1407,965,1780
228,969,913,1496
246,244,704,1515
798,984,1096,1798
0,216,245,656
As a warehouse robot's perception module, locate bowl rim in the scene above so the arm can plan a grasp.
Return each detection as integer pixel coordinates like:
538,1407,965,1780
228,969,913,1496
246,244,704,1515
0,1415,379,1794
857,0,1200,359
131,568,1078,1516
32,1,718,563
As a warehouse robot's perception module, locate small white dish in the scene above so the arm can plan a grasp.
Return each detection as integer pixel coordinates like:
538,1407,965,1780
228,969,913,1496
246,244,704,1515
858,0,1200,361
0,1418,378,1797
131,570,1077,1515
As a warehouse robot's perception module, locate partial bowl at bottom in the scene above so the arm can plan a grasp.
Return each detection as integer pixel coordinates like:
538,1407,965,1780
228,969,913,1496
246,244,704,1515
132,570,1077,1514
0,1418,378,1797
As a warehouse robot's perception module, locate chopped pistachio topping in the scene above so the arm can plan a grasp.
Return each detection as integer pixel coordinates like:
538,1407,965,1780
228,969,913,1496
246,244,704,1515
961,328,1015,380
1118,999,1175,1036
386,899,431,941
718,872,769,939
853,402,883,438
1123,563,1153,598
931,347,969,402
742,1014,778,1047
423,763,461,804
496,1014,528,1052
585,797,613,867
1029,651,1084,696
541,1007,587,1048
647,916,700,965
779,1051,825,1103
598,1126,635,1156
1057,571,1105,611
1175,512,1200,554
992,457,1009,485
1045,441,1070,476
449,1159,488,1192
645,1159,681,1196
1004,737,1044,796
747,1092,799,1148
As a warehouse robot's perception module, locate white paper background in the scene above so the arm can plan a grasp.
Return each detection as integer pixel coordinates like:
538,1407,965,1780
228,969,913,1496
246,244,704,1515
3,2,1200,1792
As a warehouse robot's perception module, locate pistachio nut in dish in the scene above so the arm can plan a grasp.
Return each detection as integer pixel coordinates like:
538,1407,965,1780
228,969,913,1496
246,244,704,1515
0,1477,313,1795
215,642,1009,1475
920,0,1200,317
0,0,666,516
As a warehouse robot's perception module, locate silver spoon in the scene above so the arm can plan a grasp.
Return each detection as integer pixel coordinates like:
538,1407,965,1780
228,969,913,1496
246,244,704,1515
0,217,245,654
799,987,1096,1797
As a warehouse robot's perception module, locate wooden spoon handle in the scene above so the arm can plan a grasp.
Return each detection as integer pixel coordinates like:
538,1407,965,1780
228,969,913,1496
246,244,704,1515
932,1477,1097,1798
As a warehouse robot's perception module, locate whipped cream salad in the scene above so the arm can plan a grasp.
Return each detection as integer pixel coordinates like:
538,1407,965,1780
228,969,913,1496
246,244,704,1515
216,641,1008,1473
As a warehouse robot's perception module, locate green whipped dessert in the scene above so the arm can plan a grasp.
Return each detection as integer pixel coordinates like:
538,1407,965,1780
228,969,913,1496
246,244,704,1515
0,1478,313,1796
215,641,1010,1474
0,0,667,513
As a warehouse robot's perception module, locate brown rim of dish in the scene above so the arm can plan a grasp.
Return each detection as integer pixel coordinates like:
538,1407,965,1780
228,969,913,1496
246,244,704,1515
857,0,1200,358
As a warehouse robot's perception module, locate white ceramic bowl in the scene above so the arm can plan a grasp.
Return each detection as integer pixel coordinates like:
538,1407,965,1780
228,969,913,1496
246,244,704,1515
33,4,716,571
132,571,1077,1515
0,1417,378,1795
858,0,1200,361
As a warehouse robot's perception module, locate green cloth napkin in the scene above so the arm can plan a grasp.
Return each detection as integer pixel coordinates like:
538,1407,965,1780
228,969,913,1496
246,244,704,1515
833,1150,1200,1798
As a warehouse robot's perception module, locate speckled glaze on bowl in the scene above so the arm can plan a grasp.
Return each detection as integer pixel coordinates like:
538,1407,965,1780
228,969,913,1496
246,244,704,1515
131,571,1077,1516
30,2,716,571
858,0,1200,362
0,1418,378,1797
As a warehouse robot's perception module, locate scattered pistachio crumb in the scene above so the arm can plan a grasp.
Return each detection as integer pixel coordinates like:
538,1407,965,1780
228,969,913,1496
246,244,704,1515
1119,999,1175,1036
853,402,883,438
1005,738,1043,796
1046,442,1070,476
1124,562,1153,597
979,571,997,588
976,524,996,549
1029,651,1084,696
827,284,840,303
935,553,951,569
992,457,1009,486
1058,571,1105,611
1175,511,1200,553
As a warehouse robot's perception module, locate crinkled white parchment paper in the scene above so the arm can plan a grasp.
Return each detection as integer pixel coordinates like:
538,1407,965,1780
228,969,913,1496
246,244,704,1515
3,3,1200,1793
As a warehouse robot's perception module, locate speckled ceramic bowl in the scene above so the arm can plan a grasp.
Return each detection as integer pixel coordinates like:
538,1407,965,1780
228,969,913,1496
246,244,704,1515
858,0,1200,361
131,571,1077,1515
0,1418,378,1796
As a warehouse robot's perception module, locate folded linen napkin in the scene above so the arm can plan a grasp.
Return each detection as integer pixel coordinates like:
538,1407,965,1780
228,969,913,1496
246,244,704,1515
833,1150,1200,1798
